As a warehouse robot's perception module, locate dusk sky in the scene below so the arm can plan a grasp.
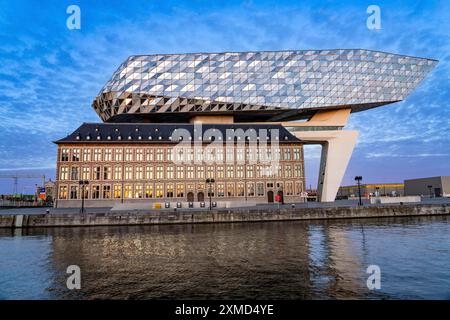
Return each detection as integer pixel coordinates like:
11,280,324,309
0,0,449,194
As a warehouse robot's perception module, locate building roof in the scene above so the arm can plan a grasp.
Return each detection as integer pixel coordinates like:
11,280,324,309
93,49,437,123
54,123,302,144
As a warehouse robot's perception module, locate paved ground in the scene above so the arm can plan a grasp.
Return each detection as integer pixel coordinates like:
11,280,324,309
1,197,449,215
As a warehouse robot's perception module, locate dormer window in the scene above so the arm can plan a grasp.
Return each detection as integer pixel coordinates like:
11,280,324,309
96,135,101,140
118,135,122,140
128,136,132,140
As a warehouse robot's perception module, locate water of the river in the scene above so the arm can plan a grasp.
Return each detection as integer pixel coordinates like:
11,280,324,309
1,215,449,299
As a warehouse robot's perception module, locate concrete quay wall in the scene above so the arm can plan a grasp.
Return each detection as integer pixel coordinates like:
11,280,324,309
0,203,449,229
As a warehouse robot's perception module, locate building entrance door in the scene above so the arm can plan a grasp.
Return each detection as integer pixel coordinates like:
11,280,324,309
267,190,274,203
197,192,204,202
187,192,194,202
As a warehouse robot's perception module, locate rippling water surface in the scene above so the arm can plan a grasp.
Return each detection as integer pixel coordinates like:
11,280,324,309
1,215,450,299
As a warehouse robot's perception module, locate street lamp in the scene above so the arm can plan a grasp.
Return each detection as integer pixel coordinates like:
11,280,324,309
206,178,215,210
427,185,433,198
79,180,89,213
354,176,363,206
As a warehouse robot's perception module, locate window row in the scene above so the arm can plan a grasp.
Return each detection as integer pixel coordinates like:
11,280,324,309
58,181,304,200
59,146,303,162
59,164,304,181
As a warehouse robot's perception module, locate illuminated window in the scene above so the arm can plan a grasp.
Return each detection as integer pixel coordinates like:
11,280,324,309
227,166,234,178
134,184,143,198
145,148,154,161
207,166,214,178
114,166,122,180
156,184,163,198
125,166,133,180
295,165,302,177
103,185,111,199
135,166,143,180
217,166,224,178
187,166,194,179
60,167,69,180
114,149,123,161
166,166,174,179
104,148,112,161
285,165,292,178
145,184,153,198
82,167,90,180
135,148,143,161
197,166,205,179
125,148,133,161
176,184,185,197
82,149,91,161
93,148,102,161
93,166,101,180
156,149,164,161
236,165,244,178
59,185,68,199
72,149,80,161
176,166,184,179
237,183,245,196
145,166,154,179
246,165,254,178
92,185,100,199
227,183,235,197
166,184,174,198
217,183,225,197
156,166,164,179
247,183,255,197
124,184,132,198
61,148,69,162
113,185,122,198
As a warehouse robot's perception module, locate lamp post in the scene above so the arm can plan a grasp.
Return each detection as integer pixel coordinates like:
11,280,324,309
427,185,433,198
354,176,363,206
79,180,89,213
206,178,215,210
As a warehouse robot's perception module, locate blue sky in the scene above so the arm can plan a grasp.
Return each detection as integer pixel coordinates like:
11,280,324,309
0,0,449,194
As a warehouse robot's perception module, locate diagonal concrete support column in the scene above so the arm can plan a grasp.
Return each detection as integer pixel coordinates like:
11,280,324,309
291,130,359,202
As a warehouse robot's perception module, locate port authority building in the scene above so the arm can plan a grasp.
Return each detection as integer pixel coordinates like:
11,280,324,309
54,49,437,208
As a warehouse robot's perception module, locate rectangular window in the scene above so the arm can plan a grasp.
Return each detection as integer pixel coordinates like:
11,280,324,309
103,166,111,180
295,164,302,177
176,166,184,179
187,166,194,179
134,184,143,198
246,165,254,178
285,165,292,178
197,166,205,179
83,149,91,161
145,166,154,180
295,182,303,195
166,148,172,162
124,184,132,198
227,166,234,178
93,148,102,161
145,149,153,161
156,149,164,161
156,166,164,179
125,166,133,180
59,185,68,199
61,148,69,162
70,186,78,199
72,149,80,161
227,183,235,197
156,184,163,198
114,166,122,180
237,183,245,197
81,167,90,180
286,182,293,196
113,185,122,199
145,184,153,198
284,148,291,160
104,148,112,161
114,149,123,161
257,182,264,196
103,185,111,199
166,184,174,198
60,167,69,180
236,165,244,178
70,167,79,180
166,166,174,179
217,183,225,197
92,185,100,199
293,148,301,160
125,148,133,161
135,148,143,161
207,166,214,178
176,184,184,198
216,166,224,179
135,166,143,180
247,183,255,197
93,166,101,180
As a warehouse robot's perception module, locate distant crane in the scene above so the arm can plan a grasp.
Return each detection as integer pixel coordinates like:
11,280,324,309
0,174,46,195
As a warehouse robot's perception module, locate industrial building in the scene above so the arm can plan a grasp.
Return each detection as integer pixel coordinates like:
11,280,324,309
404,176,450,197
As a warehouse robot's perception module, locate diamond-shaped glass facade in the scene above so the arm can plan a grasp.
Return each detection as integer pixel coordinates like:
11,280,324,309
92,49,437,122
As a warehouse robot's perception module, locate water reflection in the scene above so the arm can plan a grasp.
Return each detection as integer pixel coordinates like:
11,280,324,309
1,215,449,300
